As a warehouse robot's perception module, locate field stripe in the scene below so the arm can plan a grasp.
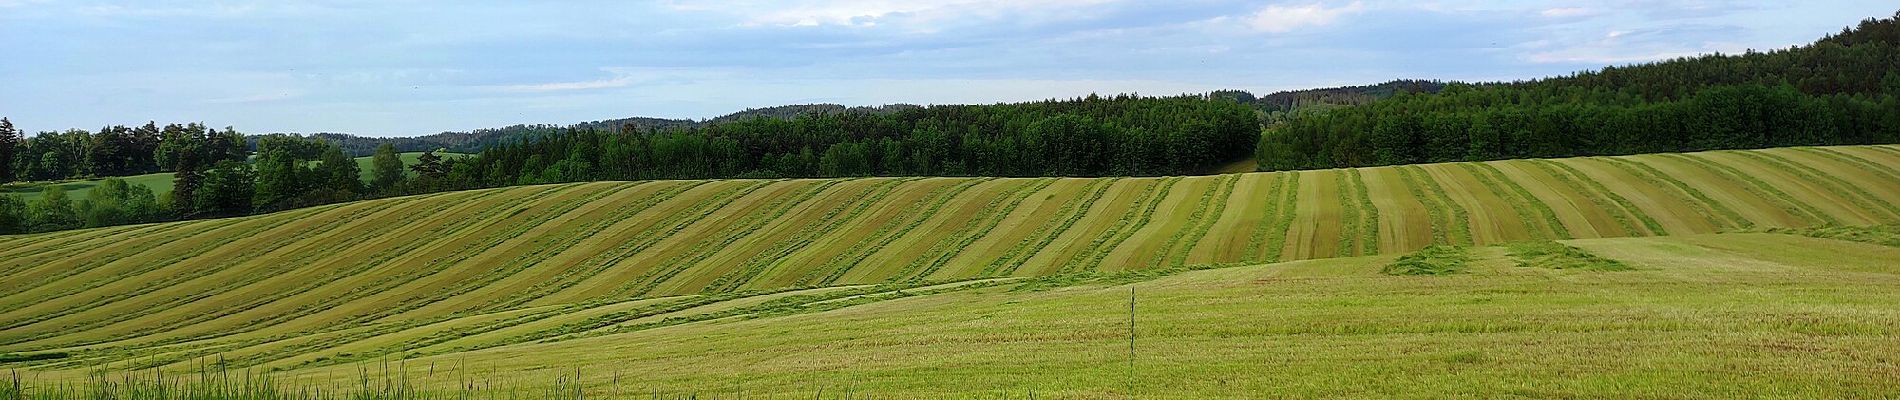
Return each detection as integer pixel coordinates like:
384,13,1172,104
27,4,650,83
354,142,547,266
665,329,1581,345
627,180,847,296
1357,167,1434,252
1061,177,1175,273
939,179,1089,275
706,178,914,291
1525,160,1654,236
1163,174,1242,266
1104,176,1215,270
1732,150,1900,221
0,219,243,301
0,224,155,268
0,199,413,347
1419,164,1532,245
1660,153,1842,226
478,181,707,309
980,179,1115,277
239,184,607,329
3,186,556,357
904,178,1057,281
806,179,990,286
62,189,517,353
1240,172,1289,262
1346,169,1382,255
1188,173,1270,264
400,182,722,314
1332,171,1362,256
1393,166,1466,245
1459,163,1557,240
1797,147,1900,185
1488,161,1618,238
1629,155,1806,228
1596,157,1752,231
35,191,500,351
1250,172,1302,262
172,185,579,341
1561,158,1713,235
171,184,625,365
0,207,332,330
1278,170,1344,260
538,180,775,303
338,183,635,322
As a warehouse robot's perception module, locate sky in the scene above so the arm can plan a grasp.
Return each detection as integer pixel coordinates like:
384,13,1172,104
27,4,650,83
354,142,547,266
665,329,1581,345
1,1,1894,137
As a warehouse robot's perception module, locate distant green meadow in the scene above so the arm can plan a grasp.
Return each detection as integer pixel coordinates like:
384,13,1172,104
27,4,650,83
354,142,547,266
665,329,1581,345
0,152,468,201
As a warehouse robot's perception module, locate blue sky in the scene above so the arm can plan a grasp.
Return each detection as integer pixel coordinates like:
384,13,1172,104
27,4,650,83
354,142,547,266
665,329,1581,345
1,1,1893,137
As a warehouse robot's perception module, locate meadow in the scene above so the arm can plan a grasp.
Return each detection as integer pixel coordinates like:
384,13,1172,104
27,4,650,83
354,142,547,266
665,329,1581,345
2,145,1899,398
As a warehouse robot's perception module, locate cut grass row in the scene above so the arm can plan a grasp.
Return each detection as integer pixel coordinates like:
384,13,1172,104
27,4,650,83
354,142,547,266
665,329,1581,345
1245,171,1298,262
1155,174,1242,266
1659,153,1841,226
4,146,1899,374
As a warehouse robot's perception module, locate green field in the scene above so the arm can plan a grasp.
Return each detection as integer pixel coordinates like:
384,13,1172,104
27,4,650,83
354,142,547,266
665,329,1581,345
2,145,1898,397
0,152,468,201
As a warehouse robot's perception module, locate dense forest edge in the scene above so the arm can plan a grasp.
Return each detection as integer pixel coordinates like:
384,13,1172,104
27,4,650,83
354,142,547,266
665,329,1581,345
1257,11,1900,171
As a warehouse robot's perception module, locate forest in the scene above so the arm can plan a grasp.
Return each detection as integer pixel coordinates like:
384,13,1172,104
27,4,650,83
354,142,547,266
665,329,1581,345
1255,12,1900,171
450,94,1258,188
0,94,1256,234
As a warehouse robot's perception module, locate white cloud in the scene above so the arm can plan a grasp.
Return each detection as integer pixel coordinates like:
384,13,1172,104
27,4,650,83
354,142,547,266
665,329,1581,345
203,91,304,104
1242,1,1365,33
1525,41,1749,64
496,71,643,93
0,0,48,7
665,0,1119,29
71,3,335,18
1540,7,1598,18
491,68,726,93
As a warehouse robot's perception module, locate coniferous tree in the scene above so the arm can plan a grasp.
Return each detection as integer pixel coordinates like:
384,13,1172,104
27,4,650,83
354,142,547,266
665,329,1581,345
0,118,19,182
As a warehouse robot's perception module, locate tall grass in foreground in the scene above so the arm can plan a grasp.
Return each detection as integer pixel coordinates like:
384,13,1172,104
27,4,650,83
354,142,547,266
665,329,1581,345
0,366,591,400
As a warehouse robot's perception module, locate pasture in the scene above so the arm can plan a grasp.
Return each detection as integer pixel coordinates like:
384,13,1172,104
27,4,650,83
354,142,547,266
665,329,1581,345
0,152,469,201
2,145,1899,397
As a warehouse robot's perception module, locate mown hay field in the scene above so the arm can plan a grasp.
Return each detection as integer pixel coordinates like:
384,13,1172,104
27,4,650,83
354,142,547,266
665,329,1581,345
8,231,1900,398
2,145,1899,397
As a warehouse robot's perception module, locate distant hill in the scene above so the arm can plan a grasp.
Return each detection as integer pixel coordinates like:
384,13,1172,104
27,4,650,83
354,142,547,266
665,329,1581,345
301,103,927,156
1213,80,1447,114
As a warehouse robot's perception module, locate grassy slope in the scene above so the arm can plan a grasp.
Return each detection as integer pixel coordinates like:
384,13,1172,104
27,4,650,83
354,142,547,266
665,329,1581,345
12,232,1898,398
0,145,1897,397
0,152,468,201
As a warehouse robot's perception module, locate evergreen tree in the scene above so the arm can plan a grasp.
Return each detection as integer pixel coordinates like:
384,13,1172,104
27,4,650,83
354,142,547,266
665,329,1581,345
0,118,19,182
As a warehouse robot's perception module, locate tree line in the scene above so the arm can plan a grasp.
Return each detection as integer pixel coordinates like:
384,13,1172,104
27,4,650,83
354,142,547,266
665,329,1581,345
0,119,435,233
1256,11,1900,171
427,94,1256,190
1,94,1257,234
0,120,248,182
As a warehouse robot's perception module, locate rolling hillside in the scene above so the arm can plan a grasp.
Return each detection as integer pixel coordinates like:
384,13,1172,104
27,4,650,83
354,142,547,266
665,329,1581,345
1,145,1898,396
9,231,1900,398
